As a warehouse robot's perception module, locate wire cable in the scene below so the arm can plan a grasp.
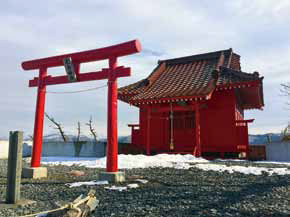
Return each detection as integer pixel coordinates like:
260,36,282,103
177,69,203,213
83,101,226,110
44,84,107,94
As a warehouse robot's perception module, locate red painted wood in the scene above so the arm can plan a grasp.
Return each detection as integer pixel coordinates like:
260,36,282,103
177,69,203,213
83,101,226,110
31,68,47,167
194,103,201,157
216,80,260,89
106,57,118,172
23,40,142,170
130,95,207,105
235,119,254,123
130,89,253,158
128,124,140,127
29,67,131,87
22,40,141,70
146,107,151,155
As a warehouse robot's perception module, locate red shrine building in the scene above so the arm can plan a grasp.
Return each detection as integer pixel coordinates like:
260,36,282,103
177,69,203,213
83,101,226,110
118,49,264,158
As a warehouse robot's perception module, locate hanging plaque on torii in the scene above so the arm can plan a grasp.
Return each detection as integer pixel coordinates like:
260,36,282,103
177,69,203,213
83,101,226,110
22,40,142,173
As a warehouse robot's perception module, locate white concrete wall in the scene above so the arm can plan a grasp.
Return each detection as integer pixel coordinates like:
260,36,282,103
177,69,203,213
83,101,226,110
266,142,290,162
0,140,9,159
0,140,105,158
0,140,32,159
42,141,105,157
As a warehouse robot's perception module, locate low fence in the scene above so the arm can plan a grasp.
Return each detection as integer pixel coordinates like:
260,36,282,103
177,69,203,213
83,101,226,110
0,140,32,159
0,140,106,158
42,141,106,157
266,141,290,162
249,145,266,161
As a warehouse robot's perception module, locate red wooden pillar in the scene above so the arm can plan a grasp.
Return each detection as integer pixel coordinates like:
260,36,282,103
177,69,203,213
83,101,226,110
146,106,151,155
194,103,201,157
31,67,47,167
245,123,250,159
106,57,118,172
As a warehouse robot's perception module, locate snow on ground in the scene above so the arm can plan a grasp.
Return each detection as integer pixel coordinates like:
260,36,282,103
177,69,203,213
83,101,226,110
41,154,208,169
104,183,140,191
135,179,148,184
40,154,290,176
194,164,290,175
216,158,290,166
253,160,290,165
105,186,128,192
66,180,109,188
127,183,139,188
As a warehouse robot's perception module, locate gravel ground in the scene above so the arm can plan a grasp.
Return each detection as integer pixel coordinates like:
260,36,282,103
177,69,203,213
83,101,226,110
0,159,289,217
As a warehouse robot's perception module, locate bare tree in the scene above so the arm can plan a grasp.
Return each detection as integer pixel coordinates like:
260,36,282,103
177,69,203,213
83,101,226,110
281,82,290,108
86,116,97,142
28,134,34,141
76,121,81,143
44,112,67,142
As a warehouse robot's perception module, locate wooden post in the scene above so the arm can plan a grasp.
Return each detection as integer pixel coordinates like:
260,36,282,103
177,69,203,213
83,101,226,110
6,131,23,204
146,106,151,155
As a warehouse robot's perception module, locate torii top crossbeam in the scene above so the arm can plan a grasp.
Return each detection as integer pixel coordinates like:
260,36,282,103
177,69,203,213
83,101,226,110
22,40,142,173
22,40,141,70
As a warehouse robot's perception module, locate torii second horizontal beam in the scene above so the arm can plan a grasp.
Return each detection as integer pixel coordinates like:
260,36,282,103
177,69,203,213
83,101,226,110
29,67,130,87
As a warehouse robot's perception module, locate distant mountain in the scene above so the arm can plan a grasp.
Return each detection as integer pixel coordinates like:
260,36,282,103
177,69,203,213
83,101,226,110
2,133,282,145
249,133,282,145
118,136,131,143
42,133,94,142
41,133,131,143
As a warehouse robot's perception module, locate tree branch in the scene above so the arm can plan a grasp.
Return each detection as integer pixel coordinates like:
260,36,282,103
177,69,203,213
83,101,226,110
45,112,67,142
76,121,81,143
86,116,97,143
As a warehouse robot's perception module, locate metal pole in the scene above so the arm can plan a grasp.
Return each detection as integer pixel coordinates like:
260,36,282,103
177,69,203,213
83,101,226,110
6,131,23,204
106,57,118,172
31,68,47,167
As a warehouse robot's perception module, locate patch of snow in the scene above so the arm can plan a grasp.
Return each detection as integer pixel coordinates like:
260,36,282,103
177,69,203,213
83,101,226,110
253,160,290,165
66,180,109,188
215,158,290,165
40,154,290,176
104,183,139,191
105,186,127,191
193,164,290,176
127,183,139,188
135,179,148,184
41,154,208,169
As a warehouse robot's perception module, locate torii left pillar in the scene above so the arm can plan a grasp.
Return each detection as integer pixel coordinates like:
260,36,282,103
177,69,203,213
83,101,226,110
22,67,48,178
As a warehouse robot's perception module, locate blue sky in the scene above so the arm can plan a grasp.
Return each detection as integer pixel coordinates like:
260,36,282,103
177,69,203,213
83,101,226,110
0,0,289,139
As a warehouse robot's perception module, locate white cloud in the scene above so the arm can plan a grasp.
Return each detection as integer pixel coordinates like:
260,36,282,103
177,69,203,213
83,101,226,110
0,0,289,137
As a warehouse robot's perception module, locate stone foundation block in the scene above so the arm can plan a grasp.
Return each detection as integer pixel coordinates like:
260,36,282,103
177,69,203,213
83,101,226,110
22,167,47,179
99,171,125,183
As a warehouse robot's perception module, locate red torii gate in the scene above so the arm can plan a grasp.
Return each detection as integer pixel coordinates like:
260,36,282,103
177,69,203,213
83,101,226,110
22,40,142,173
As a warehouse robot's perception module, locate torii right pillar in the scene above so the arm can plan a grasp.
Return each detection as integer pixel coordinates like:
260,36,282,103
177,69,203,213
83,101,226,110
99,56,125,183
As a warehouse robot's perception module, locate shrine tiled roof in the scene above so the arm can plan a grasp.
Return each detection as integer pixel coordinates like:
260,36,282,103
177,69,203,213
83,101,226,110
118,48,263,108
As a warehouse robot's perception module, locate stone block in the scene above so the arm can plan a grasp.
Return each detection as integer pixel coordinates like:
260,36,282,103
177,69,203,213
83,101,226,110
99,171,125,183
22,167,47,179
